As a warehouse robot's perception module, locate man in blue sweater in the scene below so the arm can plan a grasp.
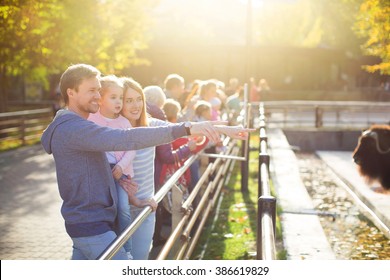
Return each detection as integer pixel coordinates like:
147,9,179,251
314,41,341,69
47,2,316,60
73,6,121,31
41,63,252,260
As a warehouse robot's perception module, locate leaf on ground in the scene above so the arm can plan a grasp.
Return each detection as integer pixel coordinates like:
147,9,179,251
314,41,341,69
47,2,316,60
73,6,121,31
237,216,248,223
233,202,246,208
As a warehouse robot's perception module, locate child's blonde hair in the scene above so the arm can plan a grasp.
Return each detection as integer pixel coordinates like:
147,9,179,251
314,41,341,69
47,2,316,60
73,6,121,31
163,98,181,122
100,75,123,96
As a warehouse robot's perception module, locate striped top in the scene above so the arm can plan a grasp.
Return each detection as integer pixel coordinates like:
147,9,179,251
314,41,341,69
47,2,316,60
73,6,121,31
132,118,170,200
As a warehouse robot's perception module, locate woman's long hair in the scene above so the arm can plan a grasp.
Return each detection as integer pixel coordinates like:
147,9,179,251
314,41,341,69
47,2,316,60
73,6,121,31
121,77,149,127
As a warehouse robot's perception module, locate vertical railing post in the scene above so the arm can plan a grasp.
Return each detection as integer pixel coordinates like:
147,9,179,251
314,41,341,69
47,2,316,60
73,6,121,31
315,106,323,128
258,103,268,196
168,184,185,259
20,116,26,145
241,84,250,193
258,152,270,196
241,133,250,193
257,195,276,260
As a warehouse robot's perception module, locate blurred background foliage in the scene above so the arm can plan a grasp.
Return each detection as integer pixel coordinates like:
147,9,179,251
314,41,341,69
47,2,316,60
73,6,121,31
0,0,389,112
353,0,390,74
0,0,155,111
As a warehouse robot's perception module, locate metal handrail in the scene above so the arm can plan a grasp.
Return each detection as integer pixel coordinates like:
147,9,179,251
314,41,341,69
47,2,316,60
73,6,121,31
257,102,277,260
98,92,252,260
161,146,238,260
250,100,390,129
254,100,390,108
97,154,199,260
157,142,237,260
98,136,239,260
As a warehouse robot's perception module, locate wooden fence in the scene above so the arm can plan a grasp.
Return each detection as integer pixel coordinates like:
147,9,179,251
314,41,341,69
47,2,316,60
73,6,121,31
0,108,53,147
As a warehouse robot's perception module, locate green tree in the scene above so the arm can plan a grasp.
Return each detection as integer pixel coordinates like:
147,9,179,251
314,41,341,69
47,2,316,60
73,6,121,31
253,0,323,47
318,0,364,54
93,0,152,74
0,0,61,112
0,0,155,112
253,0,362,52
354,0,390,74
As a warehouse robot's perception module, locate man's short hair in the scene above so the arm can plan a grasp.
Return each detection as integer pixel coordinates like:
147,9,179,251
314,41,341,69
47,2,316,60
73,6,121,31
164,74,184,90
60,64,101,105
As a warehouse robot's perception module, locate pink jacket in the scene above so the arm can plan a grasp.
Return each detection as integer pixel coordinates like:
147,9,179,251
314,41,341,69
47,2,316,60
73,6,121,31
88,111,135,177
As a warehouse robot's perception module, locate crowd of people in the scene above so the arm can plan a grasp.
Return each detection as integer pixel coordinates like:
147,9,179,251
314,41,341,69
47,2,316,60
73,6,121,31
41,63,257,260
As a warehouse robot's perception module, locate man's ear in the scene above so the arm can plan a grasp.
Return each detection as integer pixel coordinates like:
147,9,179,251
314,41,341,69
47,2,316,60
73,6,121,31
67,88,74,99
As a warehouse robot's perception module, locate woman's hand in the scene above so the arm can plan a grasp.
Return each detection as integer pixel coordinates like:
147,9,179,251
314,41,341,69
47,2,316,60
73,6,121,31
146,198,158,212
119,176,138,196
112,164,123,181
128,196,158,212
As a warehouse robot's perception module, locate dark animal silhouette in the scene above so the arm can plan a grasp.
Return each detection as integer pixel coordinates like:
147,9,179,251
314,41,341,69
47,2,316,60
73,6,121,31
353,124,390,190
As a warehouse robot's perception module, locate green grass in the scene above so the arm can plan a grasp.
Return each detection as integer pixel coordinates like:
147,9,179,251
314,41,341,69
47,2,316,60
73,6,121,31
0,138,41,152
192,133,286,260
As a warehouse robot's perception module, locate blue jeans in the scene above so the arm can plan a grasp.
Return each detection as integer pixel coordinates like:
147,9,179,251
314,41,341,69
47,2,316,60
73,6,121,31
71,231,128,260
129,205,156,260
116,179,132,253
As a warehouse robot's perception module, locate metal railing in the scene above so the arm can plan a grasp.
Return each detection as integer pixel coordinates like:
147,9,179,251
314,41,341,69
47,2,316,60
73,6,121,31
98,136,240,260
257,103,277,260
157,139,239,260
98,87,253,260
98,154,200,260
251,100,390,129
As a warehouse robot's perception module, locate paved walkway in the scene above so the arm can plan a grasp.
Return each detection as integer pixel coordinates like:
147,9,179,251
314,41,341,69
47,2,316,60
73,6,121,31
0,145,72,260
268,128,336,260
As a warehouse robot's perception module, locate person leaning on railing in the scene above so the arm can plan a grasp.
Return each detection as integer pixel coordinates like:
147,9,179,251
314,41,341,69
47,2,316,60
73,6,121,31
144,86,198,248
41,63,254,260
120,78,225,260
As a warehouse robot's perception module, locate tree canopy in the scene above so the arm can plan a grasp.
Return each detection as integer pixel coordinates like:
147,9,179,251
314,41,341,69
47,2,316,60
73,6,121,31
0,0,155,112
354,0,390,74
253,0,363,52
252,0,389,74
0,0,388,112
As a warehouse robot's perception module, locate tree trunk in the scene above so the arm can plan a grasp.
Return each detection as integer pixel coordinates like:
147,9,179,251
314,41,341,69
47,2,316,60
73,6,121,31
0,68,9,113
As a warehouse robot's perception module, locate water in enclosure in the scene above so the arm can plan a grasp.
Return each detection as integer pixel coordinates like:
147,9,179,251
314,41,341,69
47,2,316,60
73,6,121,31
296,152,390,260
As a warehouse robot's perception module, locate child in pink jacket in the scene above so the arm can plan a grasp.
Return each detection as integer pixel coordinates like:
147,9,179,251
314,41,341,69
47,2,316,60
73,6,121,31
88,75,155,259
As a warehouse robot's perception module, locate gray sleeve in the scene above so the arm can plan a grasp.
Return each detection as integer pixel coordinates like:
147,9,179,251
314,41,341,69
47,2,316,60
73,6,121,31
62,118,187,152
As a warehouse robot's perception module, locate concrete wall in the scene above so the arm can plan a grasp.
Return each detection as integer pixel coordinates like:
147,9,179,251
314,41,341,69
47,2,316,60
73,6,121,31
283,129,362,151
